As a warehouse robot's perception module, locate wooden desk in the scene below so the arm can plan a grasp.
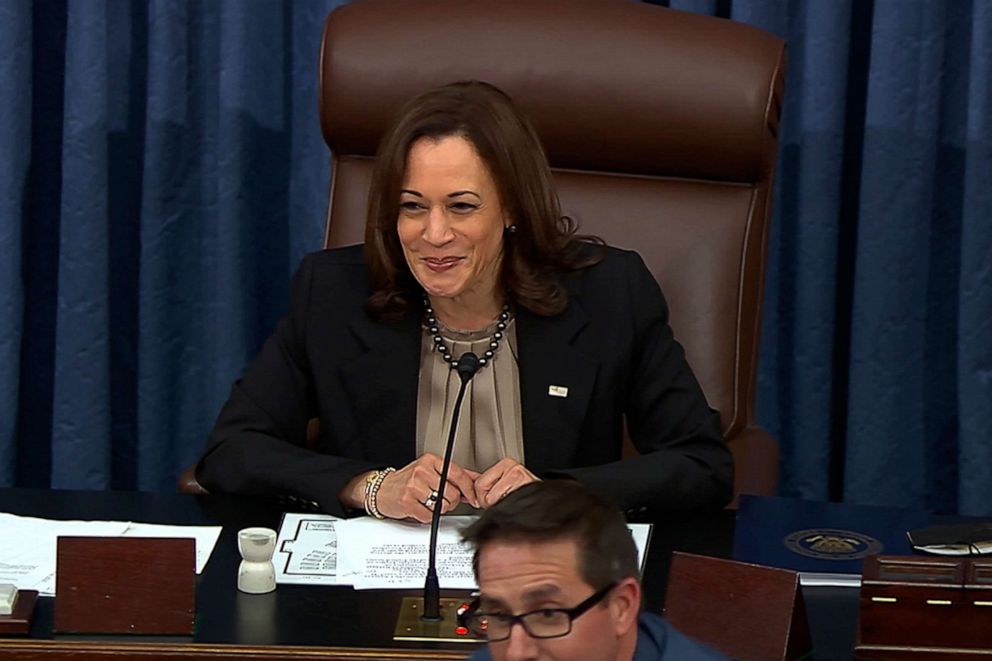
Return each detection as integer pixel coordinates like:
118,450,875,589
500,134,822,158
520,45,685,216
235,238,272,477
0,489,858,660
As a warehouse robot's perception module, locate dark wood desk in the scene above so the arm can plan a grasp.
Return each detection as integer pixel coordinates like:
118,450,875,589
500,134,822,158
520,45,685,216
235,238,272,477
0,489,860,660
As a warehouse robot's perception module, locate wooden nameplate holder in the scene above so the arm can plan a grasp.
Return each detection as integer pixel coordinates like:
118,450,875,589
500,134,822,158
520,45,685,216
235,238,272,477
856,555,992,659
54,537,195,634
0,587,39,635
663,552,812,660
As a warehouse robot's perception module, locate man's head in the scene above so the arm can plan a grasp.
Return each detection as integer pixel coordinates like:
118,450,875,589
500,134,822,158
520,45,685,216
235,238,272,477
461,481,642,661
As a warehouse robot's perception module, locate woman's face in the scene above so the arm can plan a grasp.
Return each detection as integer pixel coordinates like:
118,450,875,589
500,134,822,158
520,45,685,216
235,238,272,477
397,135,510,314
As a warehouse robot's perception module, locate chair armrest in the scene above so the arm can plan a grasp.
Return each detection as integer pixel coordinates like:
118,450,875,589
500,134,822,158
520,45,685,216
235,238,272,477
177,463,209,495
726,425,779,504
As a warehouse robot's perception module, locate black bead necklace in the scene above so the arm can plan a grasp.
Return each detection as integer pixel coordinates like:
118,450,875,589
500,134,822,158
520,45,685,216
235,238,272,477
424,297,510,369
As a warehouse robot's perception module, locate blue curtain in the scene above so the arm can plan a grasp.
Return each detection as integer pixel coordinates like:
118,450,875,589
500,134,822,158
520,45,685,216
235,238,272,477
733,0,992,516
1,1,989,515
1,0,343,492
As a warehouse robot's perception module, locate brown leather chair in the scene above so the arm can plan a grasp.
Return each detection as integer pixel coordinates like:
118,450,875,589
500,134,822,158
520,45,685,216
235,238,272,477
180,0,785,497
317,0,784,498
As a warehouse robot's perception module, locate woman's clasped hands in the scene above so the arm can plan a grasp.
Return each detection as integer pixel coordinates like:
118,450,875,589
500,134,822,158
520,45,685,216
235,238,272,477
374,454,538,523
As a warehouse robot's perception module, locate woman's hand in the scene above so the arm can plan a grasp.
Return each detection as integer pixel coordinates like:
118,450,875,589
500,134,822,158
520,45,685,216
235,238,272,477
473,457,539,508
376,453,480,523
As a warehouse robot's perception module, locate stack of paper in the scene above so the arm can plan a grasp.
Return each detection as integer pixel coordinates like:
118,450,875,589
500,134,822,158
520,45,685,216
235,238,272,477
0,512,221,596
908,522,992,556
273,513,651,590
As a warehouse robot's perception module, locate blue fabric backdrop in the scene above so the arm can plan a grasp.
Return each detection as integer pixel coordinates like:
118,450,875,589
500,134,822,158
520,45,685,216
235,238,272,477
1,0,989,515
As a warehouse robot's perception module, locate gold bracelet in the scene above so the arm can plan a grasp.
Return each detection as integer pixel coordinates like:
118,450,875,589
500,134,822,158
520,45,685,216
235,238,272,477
364,468,395,519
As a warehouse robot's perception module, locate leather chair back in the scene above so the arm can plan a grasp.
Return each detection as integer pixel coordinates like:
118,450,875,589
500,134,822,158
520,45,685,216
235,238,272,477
317,0,785,496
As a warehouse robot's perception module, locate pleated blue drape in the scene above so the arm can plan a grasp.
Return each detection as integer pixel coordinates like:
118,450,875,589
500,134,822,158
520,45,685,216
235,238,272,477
1,0,989,515
2,0,343,492
742,0,992,515
0,1,31,488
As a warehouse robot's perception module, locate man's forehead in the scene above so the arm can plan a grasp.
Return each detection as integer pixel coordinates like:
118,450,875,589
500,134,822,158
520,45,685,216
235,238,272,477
476,536,587,602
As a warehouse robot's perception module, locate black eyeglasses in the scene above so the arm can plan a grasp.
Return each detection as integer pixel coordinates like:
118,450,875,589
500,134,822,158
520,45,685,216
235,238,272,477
460,582,617,642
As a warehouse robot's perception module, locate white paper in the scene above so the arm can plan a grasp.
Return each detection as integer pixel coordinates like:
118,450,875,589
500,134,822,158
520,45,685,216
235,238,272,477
337,516,478,590
1,581,19,614
629,524,651,574
122,521,222,574
0,512,221,596
273,513,342,585
913,541,992,556
0,513,130,595
274,513,653,590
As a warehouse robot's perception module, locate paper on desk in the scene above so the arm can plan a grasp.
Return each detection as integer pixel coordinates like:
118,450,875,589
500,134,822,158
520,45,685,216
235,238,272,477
273,512,342,585
274,513,652,590
122,521,222,573
0,512,221,596
0,513,130,595
337,516,478,589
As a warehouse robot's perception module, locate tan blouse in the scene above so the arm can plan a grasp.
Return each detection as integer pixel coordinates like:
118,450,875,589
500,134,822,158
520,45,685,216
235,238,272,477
415,318,524,473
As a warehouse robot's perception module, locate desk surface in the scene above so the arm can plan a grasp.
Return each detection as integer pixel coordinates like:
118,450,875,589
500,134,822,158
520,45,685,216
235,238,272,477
0,488,860,660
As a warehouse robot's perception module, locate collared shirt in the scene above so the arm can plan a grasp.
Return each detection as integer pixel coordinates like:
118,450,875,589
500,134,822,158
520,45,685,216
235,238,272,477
467,611,729,660
633,612,728,660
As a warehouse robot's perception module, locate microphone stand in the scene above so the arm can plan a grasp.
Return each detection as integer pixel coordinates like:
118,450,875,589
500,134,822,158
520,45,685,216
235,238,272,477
423,352,479,621
393,352,480,642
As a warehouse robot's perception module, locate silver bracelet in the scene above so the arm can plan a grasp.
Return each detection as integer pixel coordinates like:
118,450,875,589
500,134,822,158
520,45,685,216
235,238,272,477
363,467,396,519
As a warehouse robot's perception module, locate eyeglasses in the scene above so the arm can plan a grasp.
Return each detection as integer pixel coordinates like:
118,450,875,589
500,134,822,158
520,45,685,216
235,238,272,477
460,582,617,642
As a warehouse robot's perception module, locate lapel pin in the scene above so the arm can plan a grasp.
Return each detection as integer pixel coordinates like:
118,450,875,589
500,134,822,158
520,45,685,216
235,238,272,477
548,385,569,398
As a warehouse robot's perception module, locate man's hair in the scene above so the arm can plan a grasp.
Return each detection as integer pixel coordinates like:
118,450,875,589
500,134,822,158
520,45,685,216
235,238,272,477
461,481,639,589
363,80,602,322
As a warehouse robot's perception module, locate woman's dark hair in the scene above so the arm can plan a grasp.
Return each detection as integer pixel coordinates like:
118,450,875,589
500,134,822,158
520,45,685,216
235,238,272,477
364,80,602,321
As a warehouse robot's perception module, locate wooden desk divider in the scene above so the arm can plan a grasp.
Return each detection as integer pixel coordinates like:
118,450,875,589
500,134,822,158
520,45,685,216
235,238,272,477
663,551,812,661
856,555,992,659
0,590,38,635
54,537,195,634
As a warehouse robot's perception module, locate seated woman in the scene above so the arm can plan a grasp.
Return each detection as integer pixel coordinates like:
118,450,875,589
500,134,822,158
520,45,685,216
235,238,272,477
196,80,733,521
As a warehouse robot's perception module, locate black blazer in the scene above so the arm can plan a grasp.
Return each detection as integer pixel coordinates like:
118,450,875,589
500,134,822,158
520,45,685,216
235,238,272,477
198,244,733,516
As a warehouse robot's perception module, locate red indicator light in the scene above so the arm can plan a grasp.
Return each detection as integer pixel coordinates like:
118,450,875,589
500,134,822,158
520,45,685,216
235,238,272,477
455,626,469,636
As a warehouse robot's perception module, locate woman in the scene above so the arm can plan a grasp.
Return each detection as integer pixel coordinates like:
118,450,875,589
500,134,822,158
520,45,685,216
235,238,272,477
196,81,732,521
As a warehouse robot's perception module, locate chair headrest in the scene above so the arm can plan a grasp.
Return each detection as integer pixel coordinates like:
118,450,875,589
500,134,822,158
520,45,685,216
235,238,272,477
319,0,785,182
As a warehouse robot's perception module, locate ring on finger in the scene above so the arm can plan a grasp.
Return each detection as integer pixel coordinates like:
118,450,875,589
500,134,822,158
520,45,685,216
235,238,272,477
424,490,439,508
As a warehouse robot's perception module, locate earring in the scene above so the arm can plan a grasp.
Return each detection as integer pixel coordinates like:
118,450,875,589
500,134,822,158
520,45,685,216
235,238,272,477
506,224,517,234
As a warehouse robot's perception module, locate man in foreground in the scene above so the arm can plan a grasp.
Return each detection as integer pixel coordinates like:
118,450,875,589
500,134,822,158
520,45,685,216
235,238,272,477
460,481,727,661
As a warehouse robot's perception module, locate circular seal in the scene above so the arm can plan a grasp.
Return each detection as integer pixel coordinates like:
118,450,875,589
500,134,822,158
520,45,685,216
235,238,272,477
783,528,883,560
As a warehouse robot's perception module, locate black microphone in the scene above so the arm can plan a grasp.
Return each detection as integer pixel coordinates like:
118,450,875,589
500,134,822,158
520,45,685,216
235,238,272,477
422,351,480,622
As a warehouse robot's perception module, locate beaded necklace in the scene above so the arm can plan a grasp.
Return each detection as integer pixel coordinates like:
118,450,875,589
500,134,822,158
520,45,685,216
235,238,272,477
423,296,510,370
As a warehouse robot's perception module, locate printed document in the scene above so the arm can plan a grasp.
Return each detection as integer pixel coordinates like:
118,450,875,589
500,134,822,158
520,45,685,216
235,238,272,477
274,512,651,590
0,512,221,596
273,513,342,585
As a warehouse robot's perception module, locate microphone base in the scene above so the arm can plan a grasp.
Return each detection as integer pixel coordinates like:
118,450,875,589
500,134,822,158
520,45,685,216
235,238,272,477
392,596,483,644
